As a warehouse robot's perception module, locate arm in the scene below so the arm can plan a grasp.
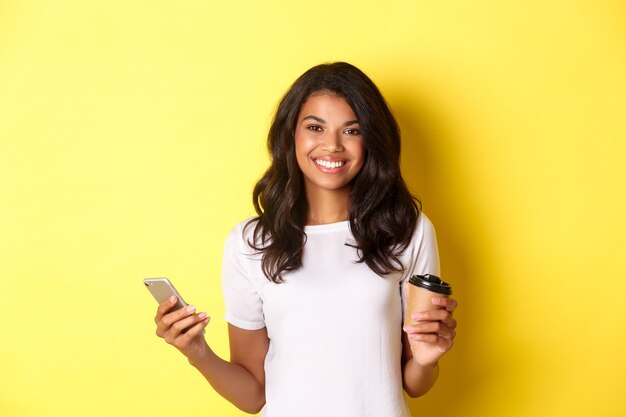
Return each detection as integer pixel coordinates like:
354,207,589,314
188,324,268,414
155,296,269,414
401,331,439,397
401,296,457,397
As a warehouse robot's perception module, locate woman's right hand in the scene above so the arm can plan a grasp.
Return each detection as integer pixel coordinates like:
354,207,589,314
155,295,211,362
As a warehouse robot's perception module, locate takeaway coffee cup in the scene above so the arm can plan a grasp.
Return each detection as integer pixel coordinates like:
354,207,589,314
404,274,452,327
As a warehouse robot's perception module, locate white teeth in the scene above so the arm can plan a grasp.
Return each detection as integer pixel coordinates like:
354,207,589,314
315,159,345,169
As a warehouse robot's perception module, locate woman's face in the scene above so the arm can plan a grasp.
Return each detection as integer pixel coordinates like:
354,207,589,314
294,92,365,196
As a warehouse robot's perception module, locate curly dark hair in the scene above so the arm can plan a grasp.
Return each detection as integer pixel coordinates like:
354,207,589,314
246,62,421,283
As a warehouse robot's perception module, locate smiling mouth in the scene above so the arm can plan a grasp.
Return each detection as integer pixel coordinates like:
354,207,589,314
314,159,346,169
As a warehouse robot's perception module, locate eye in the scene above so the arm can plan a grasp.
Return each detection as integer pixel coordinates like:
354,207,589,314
306,125,323,132
344,128,361,136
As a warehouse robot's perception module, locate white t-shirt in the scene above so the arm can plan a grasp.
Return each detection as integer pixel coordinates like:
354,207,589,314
222,214,440,417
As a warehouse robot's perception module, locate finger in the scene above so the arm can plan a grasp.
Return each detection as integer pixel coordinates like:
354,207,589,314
432,296,458,312
410,333,454,351
181,316,211,341
166,311,206,336
155,295,179,323
161,305,198,328
410,333,438,343
411,309,451,322
157,305,197,336
433,325,455,340
443,316,457,330
172,316,211,350
405,322,455,341
442,328,457,341
405,321,444,334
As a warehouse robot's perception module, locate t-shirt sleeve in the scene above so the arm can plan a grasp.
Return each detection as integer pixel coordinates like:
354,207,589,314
408,213,441,277
221,224,266,330
400,213,441,319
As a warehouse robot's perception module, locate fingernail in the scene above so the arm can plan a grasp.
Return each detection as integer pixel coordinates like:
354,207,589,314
198,312,207,319
186,306,196,313
169,295,177,303
432,297,441,304
412,313,424,320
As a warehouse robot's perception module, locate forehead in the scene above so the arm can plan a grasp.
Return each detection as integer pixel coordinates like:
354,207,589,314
298,92,357,119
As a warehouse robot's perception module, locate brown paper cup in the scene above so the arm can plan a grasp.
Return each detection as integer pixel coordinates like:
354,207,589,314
404,274,452,327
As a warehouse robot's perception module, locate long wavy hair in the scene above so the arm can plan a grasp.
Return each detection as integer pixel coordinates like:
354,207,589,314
246,62,421,283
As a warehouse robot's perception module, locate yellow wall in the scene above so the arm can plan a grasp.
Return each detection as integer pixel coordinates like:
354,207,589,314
1,1,625,416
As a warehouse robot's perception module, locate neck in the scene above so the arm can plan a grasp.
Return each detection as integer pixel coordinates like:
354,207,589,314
304,186,351,225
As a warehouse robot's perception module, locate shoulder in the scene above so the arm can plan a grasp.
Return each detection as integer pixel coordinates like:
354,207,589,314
399,212,441,279
412,212,436,243
222,218,265,282
404,212,439,260
224,217,260,254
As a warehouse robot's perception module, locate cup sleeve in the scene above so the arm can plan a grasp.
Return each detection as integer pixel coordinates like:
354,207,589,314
222,225,266,330
400,214,441,320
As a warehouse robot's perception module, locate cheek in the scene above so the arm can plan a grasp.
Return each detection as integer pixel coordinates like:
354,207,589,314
295,134,316,157
294,135,312,168
351,140,366,172
350,139,366,161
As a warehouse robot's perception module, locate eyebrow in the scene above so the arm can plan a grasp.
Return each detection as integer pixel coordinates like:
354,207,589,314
301,115,359,126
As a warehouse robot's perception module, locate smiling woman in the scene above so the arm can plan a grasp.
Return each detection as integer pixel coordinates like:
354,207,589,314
249,62,429,283
294,92,365,219
152,62,458,417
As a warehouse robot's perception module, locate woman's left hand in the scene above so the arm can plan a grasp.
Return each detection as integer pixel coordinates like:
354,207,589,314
403,296,458,367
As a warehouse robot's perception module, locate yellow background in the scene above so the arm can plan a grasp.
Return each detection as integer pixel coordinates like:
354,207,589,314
1,1,625,416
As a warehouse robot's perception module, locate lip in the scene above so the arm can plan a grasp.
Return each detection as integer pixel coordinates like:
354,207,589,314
312,157,348,173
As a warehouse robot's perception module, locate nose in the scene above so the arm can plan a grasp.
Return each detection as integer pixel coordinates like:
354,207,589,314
322,130,344,153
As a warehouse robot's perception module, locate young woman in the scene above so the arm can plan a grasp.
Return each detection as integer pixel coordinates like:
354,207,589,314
154,62,458,416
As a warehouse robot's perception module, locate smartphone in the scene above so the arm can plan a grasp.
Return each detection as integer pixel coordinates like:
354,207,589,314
144,277,206,334
144,277,188,311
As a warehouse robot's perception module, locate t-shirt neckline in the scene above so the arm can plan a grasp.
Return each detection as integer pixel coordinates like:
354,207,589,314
304,220,350,233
